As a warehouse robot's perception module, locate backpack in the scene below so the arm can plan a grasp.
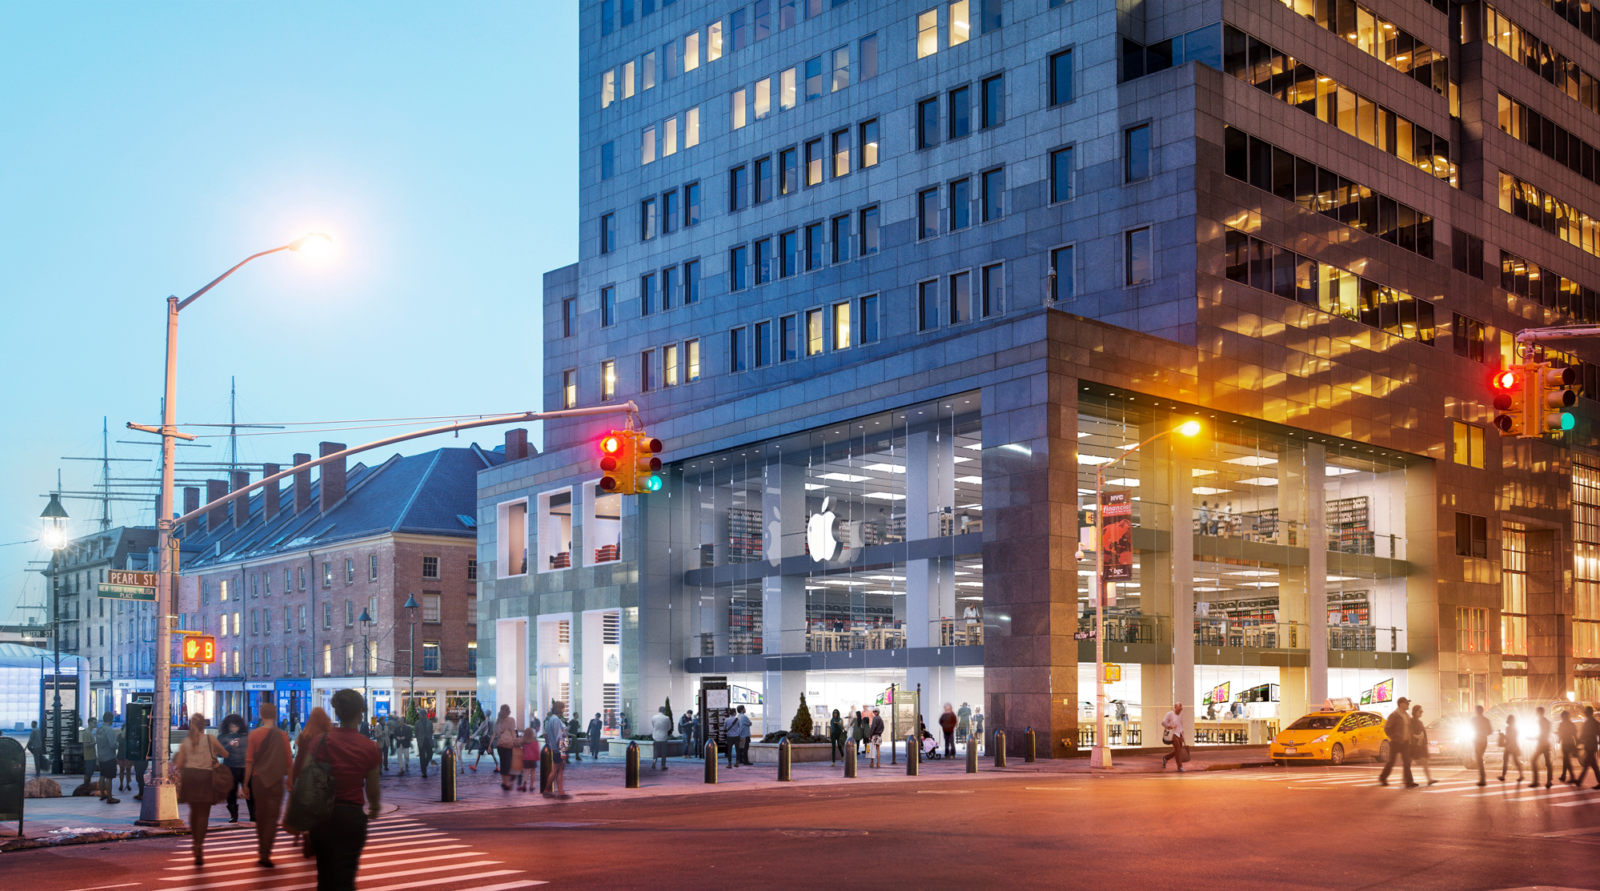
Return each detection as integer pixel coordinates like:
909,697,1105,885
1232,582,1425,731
284,733,335,833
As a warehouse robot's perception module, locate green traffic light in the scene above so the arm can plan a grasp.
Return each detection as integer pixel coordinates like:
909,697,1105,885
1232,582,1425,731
1561,412,1576,431
643,475,663,492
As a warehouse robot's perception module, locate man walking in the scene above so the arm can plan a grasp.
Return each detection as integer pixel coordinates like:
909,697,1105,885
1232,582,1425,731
588,712,604,761
25,720,44,777
242,701,290,868
722,709,740,768
374,717,390,772
1558,709,1579,784
868,708,885,768
394,715,413,777
415,712,434,780
1472,704,1493,786
1531,706,1554,788
939,704,958,758
543,701,570,798
1160,702,1187,772
1574,705,1600,788
651,706,672,770
94,712,120,804
677,710,695,757
1378,697,1415,787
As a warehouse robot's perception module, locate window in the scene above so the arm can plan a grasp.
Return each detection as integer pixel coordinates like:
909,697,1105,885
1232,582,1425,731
917,8,939,58
422,592,441,623
730,245,749,290
860,33,878,79
805,308,824,355
755,155,773,203
1050,146,1074,203
754,320,772,368
780,67,797,109
804,138,823,186
780,314,798,361
561,297,576,338
345,599,354,626
641,124,656,164
622,60,635,98
685,107,700,147
640,349,656,391
602,0,615,35
832,129,850,177
1453,421,1485,469
779,147,798,196
299,603,307,629
981,167,1004,221
642,49,657,91
919,279,940,331
685,181,701,226
919,188,940,239
833,301,852,349
1456,606,1490,654
422,641,441,673
322,601,332,630
662,190,679,234
805,55,824,100
1124,123,1151,182
754,76,772,119
664,344,680,387
323,643,332,674
918,97,939,149
981,263,1003,317
949,0,969,44
860,205,880,254
859,294,880,343
1455,512,1488,558
601,285,616,327
859,118,879,168
1049,48,1074,105
831,214,851,263
600,212,616,254
754,237,773,284
950,270,972,323
831,46,850,92
1453,313,1486,363
731,88,747,130
707,20,723,61
686,339,701,380
640,271,657,315
344,558,354,584
685,29,701,70
662,38,678,82
730,326,748,372
949,178,971,230
422,556,439,579
755,0,770,41
641,198,658,240
779,230,798,277
562,369,577,408
601,140,615,180
662,115,678,156
1050,245,1075,300
1125,226,1152,285
981,74,1004,128
980,0,1001,32
601,359,616,400
804,222,823,271
948,85,971,139
729,7,747,52
729,164,747,211
466,640,477,673
322,562,332,588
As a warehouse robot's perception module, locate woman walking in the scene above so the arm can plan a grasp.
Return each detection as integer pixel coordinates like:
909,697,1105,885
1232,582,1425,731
829,709,846,762
1499,714,1525,782
174,713,228,866
493,704,518,791
308,689,382,891
217,714,250,824
1411,704,1437,785
288,707,332,858
543,701,570,799
851,710,868,756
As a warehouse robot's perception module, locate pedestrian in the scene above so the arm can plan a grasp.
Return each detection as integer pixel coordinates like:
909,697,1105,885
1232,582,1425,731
1410,704,1436,786
589,712,605,761
1472,705,1493,786
1160,702,1187,772
25,720,44,776
829,709,846,762
1573,705,1600,788
94,711,121,804
1377,697,1415,787
651,706,672,770
567,714,585,762
308,689,382,891
1531,706,1554,789
677,710,694,757
868,708,885,767
722,709,740,768
1558,709,1579,784
175,713,228,866
470,716,492,771
851,709,868,756
517,722,538,792
394,714,413,777
939,703,958,758
116,722,131,792
974,708,985,753
217,714,251,822
80,717,98,793
493,704,518,791
241,700,291,868
1498,714,1524,783
414,711,434,780
543,701,570,798
957,702,972,745
736,704,753,766
373,717,390,772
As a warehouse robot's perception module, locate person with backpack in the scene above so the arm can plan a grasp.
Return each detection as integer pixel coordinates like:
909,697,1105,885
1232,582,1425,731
288,707,332,858
543,701,570,798
242,700,291,868
174,713,228,867
306,689,381,890
414,712,434,780
1377,697,1415,787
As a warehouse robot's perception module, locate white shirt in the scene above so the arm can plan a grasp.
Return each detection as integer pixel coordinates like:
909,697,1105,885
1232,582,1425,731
1161,710,1185,739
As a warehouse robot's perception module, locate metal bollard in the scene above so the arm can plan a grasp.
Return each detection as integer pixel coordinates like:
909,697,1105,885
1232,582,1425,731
777,739,792,782
1024,727,1037,763
906,735,919,776
993,731,1007,768
704,741,718,784
539,745,555,794
844,742,857,778
625,741,640,788
966,739,978,773
440,748,457,801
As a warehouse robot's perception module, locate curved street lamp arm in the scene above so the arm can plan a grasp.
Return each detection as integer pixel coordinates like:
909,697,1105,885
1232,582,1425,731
176,244,294,312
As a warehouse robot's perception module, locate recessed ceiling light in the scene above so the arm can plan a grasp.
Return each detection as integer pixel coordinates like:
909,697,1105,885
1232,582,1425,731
1228,570,1276,577
818,472,869,482
865,492,905,500
1191,486,1230,495
964,443,984,450
955,475,984,485
1326,575,1358,582
1192,468,1216,477
1079,455,1115,466
1106,477,1139,487
864,463,905,473
1325,466,1358,476
1225,456,1277,466
1238,476,1279,486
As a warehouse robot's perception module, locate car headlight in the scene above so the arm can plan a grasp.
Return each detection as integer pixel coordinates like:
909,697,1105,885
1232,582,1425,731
1308,735,1327,744
1455,728,1475,746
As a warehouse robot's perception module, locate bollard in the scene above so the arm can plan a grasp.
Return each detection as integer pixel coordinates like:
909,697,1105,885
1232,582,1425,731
625,741,640,789
777,739,792,782
1024,727,1037,763
704,741,718,784
539,745,555,794
440,748,457,801
844,742,857,778
966,738,978,773
906,735,919,776
993,731,1007,768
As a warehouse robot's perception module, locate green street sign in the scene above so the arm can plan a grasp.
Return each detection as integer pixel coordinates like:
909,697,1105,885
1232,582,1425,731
98,583,155,602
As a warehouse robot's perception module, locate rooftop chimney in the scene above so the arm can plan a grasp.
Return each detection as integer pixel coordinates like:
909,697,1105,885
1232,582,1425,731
505,428,529,461
319,442,346,512
231,471,250,529
183,486,200,537
206,479,228,532
263,463,281,520
293,453,312,514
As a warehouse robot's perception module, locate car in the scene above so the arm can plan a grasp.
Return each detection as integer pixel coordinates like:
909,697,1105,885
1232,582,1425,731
1270,705,1390,766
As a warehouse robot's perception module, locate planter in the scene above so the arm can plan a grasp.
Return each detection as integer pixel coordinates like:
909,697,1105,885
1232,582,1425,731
748,742,835,764
607,738,685,759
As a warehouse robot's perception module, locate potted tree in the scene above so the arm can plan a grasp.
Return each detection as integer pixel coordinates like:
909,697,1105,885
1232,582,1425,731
749,693,834,763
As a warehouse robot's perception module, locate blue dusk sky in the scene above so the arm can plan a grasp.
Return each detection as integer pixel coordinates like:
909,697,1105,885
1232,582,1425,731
0,2,579,623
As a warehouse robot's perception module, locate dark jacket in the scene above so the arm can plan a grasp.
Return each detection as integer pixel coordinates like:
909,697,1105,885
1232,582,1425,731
1383,709,1408,742
869,715,885,738
1581,715,1600,749
939,712,958,734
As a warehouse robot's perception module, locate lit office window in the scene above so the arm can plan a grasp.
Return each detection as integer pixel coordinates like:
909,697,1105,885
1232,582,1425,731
805,308,824,356
602,68,615,108
562,370,577,408
831,46,850,92
707,20,723,61
684,30,701,71
949,1,969,46
641,124,656,164
601,359,616,400
917,8,938,58
833,302,852,349
832,129,850,177
686,339,701,380
805,138,823,185
623,59,635,99
754,76,772,119
860,118,879,167
664,344,680,387
780,67,797,109
685,107,699,147
730,88,747,130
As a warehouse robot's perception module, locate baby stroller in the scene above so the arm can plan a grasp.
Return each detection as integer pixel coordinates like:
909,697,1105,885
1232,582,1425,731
920,730,942,760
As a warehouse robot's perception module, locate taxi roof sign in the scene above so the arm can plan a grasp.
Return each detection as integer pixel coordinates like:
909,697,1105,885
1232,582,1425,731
1320,697,1356,712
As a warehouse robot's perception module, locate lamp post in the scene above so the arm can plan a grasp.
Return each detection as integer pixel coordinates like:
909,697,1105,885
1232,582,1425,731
358,608,374,711
1087,418,1202,770
136,233,331,827
403,594,418,722
40,493,69,774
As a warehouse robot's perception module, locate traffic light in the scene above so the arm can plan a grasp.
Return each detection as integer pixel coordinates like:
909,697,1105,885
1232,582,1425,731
632,432,664,493
1491,366,1523,436
1528,360,1578,435
599,431,633,494
181,635,216,665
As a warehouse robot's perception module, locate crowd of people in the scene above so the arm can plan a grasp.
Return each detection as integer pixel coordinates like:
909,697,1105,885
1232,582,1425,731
1374,698,1600,789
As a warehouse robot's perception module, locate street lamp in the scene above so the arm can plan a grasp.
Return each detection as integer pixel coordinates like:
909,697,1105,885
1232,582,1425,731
137,233,331,828
1087,418,1203,769
402,594,418,722
40,492,69,774
358,608,374,713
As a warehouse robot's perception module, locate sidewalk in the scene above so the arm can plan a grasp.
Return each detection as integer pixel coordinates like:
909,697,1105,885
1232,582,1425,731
1,744,1271,850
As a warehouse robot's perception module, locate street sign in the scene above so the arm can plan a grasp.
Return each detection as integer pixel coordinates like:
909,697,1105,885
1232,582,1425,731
1103,663,1122,683
98,583,156,602
108,570,157,588
1073,630,1097,640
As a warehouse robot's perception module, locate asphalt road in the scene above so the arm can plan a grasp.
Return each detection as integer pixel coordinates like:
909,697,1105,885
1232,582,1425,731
8,762,1599,890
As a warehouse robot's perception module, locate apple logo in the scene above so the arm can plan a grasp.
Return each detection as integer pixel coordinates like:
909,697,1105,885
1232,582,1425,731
807,498,839,562
766,506,783,566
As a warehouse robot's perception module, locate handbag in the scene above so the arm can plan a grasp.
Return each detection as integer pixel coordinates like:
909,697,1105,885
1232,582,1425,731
211,762,235,799
284,733,335,833
1176,741,1191,764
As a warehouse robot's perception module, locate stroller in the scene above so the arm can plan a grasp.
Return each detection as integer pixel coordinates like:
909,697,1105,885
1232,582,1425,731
920,730,942,760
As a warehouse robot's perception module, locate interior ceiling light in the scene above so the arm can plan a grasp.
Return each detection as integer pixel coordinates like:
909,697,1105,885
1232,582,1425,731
1078,455,1115,465
864,463,905,473
864,492,905,500
1237,476,1279,486
955,475,984,485
1325,466,1359,476
817,472,869,482
1225,456,1278,466
1228,570,1277,577
1191,486,1230,495
1105,477,1139,487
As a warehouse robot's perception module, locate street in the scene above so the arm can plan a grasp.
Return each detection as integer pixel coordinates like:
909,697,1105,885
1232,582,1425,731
7,760,1598,889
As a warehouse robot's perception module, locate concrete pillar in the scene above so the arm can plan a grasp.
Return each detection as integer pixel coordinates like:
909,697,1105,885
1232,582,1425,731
1280,443,1327,706
1146,436,1196,716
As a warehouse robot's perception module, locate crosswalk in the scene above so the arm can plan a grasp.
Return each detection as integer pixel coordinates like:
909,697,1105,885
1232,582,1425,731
154,817,545,890
1231,766,1600,806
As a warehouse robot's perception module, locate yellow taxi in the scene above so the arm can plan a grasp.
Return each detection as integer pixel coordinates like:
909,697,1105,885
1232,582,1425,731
1269,700,1391,765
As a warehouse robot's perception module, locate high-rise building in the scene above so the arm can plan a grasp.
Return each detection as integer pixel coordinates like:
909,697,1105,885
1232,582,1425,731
478,0,1600,754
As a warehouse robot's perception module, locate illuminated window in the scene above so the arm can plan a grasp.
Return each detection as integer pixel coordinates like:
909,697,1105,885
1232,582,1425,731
601,359,616,400
686,338,701,381
917,8,938,58
664,344,680,387
833,302,852,350
949,1,969,45
805,308,824,356
1452,421,1484,469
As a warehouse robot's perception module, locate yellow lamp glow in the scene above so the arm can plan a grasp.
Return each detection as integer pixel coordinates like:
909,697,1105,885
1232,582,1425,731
289,232,333,256
1176,419,1203,438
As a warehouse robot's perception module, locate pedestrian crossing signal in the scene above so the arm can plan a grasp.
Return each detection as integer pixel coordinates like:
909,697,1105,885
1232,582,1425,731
182,635,216,664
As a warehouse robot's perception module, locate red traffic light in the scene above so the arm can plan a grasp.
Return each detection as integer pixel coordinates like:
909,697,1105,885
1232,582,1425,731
601,434,624,455
1492,369,1518,390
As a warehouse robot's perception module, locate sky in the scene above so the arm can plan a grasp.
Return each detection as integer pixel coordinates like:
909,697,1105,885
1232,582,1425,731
0,2,579,624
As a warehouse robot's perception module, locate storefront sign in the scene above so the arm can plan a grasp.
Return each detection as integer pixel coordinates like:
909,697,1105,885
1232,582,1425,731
1104,663,1122,683
1100,492,1133,581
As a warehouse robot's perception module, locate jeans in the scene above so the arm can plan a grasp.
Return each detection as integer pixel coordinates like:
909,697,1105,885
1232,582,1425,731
397,744,411,774
310,803,368,891
1475,743,1488,783
226,765,256,821
1379,741,1414,785
943,730,956,758
1532,744,1553,785
250,778,284,862
1500,747,1523,780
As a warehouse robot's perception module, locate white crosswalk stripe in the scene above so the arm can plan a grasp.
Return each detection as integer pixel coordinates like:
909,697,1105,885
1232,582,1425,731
160,819,546,889
1238,768,1600,804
